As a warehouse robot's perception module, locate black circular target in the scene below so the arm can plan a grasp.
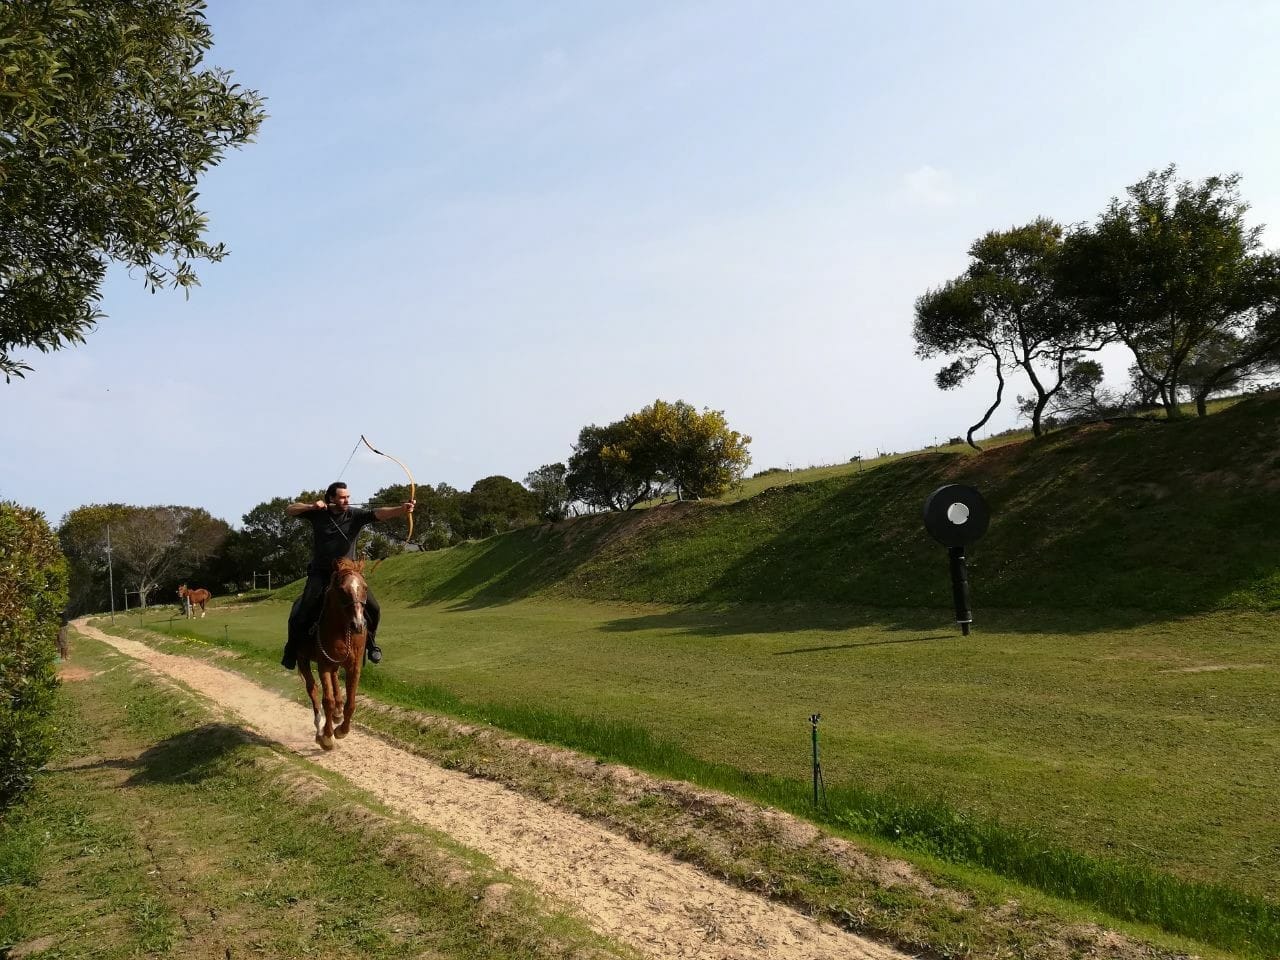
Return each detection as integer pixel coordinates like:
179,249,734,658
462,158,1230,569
923,484,989,547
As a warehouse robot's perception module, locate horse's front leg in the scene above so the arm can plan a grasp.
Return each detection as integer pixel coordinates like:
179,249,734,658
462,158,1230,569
318,668,338,750
335,653,363,738
299,659,325,746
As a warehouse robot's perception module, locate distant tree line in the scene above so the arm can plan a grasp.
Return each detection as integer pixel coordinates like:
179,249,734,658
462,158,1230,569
56,398,752,610
914,166,1280,447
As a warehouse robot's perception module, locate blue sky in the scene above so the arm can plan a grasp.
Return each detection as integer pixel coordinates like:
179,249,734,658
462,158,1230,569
5,1,1279,527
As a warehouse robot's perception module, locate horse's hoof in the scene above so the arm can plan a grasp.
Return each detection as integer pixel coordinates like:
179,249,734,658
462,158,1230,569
335,725,349,739
319,736,335,750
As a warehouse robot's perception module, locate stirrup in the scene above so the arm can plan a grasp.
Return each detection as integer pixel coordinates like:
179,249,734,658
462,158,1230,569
366,642,382,665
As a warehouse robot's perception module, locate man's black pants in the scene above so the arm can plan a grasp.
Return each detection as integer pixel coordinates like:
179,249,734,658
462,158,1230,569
285,573,381,655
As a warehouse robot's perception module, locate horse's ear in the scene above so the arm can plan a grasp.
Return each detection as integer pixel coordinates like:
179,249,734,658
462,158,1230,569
331,559,343,571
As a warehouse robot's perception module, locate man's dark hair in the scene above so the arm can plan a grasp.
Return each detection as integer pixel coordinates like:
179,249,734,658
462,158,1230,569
325,481,348,504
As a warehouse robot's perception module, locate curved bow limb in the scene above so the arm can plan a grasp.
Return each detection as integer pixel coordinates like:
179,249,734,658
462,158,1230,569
360,434,416,543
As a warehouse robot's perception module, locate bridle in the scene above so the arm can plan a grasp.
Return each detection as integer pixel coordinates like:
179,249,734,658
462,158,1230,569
317,570,366,665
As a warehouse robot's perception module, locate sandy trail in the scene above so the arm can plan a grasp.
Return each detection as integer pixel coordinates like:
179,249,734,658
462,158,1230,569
75,619,907,960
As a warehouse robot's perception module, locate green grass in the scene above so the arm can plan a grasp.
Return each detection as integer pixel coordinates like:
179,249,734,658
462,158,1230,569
122,593,1280,956
0,639,636,959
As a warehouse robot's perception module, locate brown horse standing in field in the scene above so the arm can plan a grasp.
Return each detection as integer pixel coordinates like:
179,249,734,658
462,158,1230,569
177,584,211,618
297,558,368,750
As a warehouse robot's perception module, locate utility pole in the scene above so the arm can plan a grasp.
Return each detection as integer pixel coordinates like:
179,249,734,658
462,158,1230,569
106,525,116,624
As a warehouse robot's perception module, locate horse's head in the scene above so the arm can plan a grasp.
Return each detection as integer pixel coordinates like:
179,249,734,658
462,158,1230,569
177,584,187,599
330,558,368,633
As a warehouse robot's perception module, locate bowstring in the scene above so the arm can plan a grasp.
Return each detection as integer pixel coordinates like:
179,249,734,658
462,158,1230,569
336,436,362,482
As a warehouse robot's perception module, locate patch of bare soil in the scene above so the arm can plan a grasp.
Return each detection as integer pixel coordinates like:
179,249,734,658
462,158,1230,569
6,934,58,958
73,619,904,960
56,664,98,682
1161,663,1268,674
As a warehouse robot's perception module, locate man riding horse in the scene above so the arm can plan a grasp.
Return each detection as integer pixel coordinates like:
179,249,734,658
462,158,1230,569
281,482,414,670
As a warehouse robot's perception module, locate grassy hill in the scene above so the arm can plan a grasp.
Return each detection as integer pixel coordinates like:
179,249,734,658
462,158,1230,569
375,391,1280,617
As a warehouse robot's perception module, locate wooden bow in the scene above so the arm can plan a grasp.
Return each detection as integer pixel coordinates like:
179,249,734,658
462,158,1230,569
360,434,416,543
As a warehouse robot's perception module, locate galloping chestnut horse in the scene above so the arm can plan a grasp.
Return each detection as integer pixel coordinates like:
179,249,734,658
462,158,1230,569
177,584,211,618
297,557,368,750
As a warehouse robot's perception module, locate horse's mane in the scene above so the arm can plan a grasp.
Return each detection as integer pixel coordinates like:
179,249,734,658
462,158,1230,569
331,558,366,578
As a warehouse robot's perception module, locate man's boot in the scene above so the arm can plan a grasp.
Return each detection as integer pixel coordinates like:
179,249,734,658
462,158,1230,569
366,636,382,664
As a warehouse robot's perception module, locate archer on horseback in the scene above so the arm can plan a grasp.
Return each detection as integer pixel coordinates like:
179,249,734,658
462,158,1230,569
280,481,414,670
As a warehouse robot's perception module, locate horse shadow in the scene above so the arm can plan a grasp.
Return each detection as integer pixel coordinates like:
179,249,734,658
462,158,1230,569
124,723,272,786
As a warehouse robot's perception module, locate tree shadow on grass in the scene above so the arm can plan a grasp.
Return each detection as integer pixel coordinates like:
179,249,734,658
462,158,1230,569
42,756,138,775
406,512,638,611
594,601,1175,639
774,635,956,654
125,723,272,786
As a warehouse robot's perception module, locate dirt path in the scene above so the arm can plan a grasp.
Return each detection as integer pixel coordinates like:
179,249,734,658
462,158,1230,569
74,620,908,960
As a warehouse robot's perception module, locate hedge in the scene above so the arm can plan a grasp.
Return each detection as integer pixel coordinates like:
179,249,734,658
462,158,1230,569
0,502,68,810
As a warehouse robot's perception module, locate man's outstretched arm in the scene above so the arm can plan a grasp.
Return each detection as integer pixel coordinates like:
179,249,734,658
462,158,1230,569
373,501,415,521
285,500,326,517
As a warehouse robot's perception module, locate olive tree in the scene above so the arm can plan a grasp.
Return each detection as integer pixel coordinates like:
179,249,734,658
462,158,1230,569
1060,167,1280,417
0,0,265,380
914,219,1109,446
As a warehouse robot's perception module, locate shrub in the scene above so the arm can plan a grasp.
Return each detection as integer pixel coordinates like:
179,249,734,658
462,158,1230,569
0,502,68,810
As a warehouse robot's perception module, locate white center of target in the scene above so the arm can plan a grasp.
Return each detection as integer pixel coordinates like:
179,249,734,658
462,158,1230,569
946,502,970,525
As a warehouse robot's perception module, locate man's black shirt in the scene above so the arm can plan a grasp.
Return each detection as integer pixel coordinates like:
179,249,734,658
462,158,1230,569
299,507,377,576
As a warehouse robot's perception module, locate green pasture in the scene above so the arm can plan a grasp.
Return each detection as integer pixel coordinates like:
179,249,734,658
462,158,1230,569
120,593,1280,950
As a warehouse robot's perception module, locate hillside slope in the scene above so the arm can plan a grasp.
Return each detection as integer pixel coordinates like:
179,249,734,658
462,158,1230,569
374,393,1280,616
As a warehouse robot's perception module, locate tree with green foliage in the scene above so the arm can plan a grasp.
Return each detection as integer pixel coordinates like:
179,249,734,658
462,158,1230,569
0,502,68,809
566,421,656,512
1177,259,1280,414
371,481,465,549
459,476,538,539
524,463,571,522
622,400,752,500
567,402,752,508
236,492,321,584
0,0,265,381
57,502,132,614
914,219,1109,445
108,504,229,607
416,482,465,549
1060,167,1280,418
1016,358,1127,426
